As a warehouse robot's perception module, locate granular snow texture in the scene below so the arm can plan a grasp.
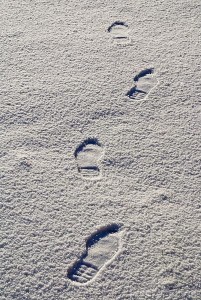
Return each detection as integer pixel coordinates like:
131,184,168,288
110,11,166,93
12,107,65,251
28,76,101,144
0,1,201,299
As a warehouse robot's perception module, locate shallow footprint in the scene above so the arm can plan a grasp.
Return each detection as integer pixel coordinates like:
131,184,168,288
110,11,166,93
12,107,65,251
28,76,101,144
126,68,158,100
108,21,131,45
67,224,122,285
74,138,104,180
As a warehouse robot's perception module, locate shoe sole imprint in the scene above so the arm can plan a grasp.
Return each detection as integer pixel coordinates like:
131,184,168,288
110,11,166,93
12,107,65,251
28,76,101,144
74,138,104,180
108,21,131,45
126,68,159,100
67,223,124,285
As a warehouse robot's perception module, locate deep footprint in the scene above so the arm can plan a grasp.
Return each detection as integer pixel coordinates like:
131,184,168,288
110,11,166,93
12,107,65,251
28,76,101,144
74,138,104,180
126,68,158,100
67,224,122,285
108,21,131,45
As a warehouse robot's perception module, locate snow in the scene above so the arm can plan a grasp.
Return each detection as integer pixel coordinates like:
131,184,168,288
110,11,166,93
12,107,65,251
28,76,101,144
0,0,201,299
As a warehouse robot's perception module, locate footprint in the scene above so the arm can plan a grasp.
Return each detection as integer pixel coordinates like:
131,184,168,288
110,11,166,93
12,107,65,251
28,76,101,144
108,21,131,45
126,68,158,100
67,224,123,285
74,138,104,180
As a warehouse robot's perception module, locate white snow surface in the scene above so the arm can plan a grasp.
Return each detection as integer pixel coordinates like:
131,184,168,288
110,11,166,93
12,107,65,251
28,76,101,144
0,0,201,299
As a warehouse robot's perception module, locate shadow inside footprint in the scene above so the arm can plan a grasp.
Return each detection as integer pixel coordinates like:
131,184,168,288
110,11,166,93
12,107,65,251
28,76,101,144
67,224,122,284
126,68,158,100
107,21,128,32
133,68,154,82
74,138,104,180
126,87,146,99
